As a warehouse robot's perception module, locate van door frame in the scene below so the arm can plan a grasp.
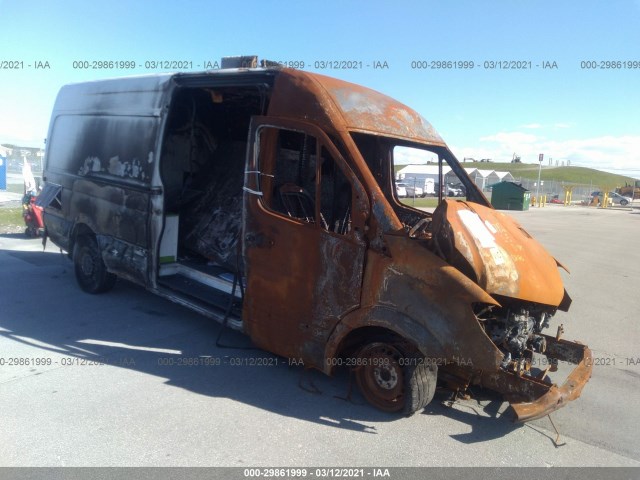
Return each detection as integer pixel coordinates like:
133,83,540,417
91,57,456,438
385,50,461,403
243,116,370,366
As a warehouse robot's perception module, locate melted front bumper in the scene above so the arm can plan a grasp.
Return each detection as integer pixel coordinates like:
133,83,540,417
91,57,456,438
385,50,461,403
509,336,593,422
475,335,593,422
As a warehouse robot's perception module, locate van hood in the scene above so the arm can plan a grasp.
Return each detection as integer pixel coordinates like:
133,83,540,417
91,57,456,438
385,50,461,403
429,200,568,308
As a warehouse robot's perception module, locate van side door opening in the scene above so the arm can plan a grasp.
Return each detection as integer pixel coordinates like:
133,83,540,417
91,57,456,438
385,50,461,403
156,84,268,319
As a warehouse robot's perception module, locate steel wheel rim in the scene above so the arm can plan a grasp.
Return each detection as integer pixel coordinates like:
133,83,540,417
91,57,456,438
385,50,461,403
356,343,404,412
80,250,96,277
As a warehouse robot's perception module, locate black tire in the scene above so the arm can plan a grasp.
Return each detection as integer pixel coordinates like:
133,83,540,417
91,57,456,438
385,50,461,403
354,341,437,415
620,199,629,206
73,236,116,294
404,354,438,415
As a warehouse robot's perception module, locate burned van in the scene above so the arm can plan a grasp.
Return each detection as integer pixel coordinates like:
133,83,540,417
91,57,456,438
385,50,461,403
41,56,592,421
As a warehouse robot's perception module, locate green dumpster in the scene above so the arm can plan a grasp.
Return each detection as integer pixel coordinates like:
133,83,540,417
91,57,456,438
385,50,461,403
490,181,530,211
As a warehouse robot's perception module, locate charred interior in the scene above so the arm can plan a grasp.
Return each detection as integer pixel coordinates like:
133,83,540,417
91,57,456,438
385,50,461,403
352,132,427,229
160,85,267,271
156,84,269,317
258,128,353,236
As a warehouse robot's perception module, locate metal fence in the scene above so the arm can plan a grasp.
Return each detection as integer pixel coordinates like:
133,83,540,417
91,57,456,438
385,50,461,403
509,177,600,203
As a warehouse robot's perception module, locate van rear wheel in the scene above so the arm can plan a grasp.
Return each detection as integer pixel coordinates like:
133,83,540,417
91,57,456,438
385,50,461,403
354,342,437,415
73,236,116,294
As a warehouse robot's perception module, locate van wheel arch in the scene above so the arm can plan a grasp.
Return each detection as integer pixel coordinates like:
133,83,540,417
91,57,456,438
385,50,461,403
335,327,438,415
69,223,96,257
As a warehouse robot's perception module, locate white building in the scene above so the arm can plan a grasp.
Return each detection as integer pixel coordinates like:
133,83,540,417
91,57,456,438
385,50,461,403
396,164,453,188
494,171,515,183
400,165,515,192
464,168,509,190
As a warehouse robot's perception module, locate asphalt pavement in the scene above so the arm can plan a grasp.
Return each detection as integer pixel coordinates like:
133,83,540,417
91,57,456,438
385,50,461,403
0,204,638,469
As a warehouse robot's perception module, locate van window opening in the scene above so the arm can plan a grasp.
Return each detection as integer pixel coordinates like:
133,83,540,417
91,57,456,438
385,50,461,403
351,132,486,230
259,127,353,236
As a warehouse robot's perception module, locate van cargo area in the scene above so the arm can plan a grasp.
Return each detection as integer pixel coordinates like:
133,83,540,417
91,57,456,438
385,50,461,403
156,84,268,322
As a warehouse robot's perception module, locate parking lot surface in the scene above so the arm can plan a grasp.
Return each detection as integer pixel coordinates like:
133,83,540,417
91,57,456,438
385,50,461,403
0,204,639,467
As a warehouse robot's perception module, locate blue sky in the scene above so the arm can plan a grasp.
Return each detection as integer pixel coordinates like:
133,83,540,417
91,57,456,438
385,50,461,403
1,0,639,178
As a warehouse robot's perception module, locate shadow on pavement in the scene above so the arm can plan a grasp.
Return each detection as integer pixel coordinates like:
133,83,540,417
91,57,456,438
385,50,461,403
0,247,520,440
423,389,521,443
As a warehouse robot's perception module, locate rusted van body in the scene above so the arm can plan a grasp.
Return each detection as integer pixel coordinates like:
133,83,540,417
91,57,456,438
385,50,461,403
42,58,591,421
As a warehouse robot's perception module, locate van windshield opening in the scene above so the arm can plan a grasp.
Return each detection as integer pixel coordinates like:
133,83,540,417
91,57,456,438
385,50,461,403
350,132,489,214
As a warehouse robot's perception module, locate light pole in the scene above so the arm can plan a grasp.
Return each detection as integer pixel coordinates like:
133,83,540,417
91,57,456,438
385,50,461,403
412,176,416,206
536,153,543,203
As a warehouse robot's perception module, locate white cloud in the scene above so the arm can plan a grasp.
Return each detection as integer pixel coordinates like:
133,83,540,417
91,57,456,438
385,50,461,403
394,146,437,165
451,131,640,178
0,115,47,146
478,132,539,154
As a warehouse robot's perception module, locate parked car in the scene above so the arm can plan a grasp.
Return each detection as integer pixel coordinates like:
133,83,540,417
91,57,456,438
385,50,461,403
395,184,407,198
434,183,459,197
591,191,631,206
396,182,424,198
443,183,464,197
450,183,466,197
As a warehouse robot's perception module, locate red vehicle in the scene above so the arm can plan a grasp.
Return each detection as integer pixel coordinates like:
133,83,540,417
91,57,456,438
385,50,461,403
22,193,45,237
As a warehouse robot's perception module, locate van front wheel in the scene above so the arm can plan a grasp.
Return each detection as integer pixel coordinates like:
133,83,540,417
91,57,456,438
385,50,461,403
354,342,437,415
73,236,116,294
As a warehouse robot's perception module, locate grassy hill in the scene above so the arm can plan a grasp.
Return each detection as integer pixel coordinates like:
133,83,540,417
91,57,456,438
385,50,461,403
396,161,635,188
471,162,634,187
